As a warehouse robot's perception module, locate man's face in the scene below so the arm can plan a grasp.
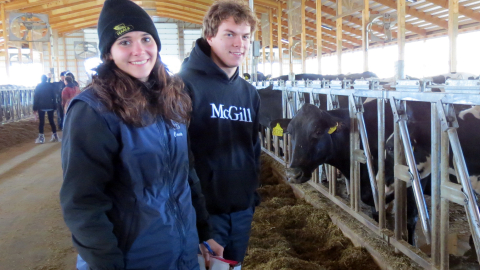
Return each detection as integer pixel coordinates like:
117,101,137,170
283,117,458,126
207,17,251,77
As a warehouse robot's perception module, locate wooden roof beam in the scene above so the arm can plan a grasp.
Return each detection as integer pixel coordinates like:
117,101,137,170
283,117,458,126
160,0,269,15
56,20,98,34
273,4,363,44
372,0,447,28
156,7,206,18
157,12,203,25
270,20,356,49
280,2,363,38
157,8,205,21
49,7,102,24
4,0,58,11
50,2,103,16
50,14,98,28
424,0,480,22
157,0,209,10
307,1,410,38
264,36,324,55
16,0,100,13
271,29,337,51
260,20,341,51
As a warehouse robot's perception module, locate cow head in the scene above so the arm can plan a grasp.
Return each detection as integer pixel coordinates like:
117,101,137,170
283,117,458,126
382,127,432,197
271,104,346,184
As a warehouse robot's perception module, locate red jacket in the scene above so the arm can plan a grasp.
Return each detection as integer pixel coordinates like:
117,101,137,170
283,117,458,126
62,85,81,111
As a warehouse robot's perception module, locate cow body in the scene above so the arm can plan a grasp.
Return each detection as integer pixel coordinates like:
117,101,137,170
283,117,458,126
383,103,480,247
270,71,378,82
256,72,378,128
273,101,429,245
384,104,480,193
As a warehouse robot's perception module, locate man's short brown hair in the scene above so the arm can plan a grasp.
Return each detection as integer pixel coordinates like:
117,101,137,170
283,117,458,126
203,0,259,38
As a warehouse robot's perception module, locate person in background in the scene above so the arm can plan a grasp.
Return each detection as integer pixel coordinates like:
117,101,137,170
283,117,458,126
179,0,260,266
60,0,221,269
33,75,59,143
55,71,67,130
61,76,81,112
65,72,79,87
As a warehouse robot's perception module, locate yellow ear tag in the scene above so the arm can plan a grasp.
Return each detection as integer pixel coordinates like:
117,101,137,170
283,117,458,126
272,123,284,137
328,123,338,134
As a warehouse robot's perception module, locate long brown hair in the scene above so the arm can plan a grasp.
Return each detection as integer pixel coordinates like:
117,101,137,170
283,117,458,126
89,56,191,127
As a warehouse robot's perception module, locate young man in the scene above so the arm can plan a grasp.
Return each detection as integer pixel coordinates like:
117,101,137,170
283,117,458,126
180,0,260,265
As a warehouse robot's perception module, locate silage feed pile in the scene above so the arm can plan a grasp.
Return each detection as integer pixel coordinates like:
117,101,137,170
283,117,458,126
243,154,379,270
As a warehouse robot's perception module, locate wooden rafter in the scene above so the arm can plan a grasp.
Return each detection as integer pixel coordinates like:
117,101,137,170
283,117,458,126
49,8,102,24
51,14,98,28
424,0,480,22
15,0,100,13
373,0,448,28
157,12,202,25
56,20,97,34
271,19,355,49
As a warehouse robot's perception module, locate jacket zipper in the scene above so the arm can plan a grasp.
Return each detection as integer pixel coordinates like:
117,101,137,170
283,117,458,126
158,119,187,268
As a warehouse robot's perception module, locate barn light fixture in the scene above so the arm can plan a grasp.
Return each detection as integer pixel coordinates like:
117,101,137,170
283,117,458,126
406,0,417,3
321,25,333,31
281,39,289,44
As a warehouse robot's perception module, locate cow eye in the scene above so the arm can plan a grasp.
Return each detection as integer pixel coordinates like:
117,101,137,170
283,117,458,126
312,130,322,138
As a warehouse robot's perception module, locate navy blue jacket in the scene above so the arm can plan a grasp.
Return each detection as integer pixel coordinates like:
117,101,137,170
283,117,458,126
180,38,261,215
60,88,200,270
33,82,56,111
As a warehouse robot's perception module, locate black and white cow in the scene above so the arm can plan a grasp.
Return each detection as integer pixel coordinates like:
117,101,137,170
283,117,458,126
384,104,480,194
270,101,427,245
244,72,267,81
383,102,480,248
270,71,378,82
256,71,378,128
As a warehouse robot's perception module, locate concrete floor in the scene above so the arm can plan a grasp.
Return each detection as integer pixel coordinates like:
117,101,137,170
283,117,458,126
0,139,76,270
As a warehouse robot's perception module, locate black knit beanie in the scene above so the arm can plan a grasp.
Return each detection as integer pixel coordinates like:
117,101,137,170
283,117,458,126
97,0,161,58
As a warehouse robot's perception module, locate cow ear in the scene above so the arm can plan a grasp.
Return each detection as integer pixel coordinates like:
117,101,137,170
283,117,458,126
269,118,291,135
328,122,338,134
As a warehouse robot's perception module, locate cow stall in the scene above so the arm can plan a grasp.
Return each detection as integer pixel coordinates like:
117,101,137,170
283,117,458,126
0,85,35,124
254,78,480,269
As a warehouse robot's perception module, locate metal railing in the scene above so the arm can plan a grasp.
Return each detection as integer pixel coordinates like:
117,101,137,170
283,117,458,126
0,85,35,124
254,78,480,270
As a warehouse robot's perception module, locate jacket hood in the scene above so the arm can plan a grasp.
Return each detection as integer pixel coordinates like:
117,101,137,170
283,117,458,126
181,38,239,82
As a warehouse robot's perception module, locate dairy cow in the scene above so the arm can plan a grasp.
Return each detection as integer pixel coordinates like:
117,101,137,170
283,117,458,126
256,72,378,128
384,104,480,193
243,72,267,81
270,101,426,245
270,71,378,81
382,102,480,248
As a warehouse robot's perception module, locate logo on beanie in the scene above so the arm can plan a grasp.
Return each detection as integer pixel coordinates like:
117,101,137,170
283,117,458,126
113,23,134,37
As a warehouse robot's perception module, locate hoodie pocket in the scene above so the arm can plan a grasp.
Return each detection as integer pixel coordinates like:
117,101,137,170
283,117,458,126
206,169,258,213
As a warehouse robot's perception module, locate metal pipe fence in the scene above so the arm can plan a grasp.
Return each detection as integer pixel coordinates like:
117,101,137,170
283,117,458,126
0,85,35,124
254,78,480,270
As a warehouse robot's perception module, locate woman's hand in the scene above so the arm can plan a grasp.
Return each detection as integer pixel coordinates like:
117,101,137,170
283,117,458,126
199,239,224,268
34,111,38,121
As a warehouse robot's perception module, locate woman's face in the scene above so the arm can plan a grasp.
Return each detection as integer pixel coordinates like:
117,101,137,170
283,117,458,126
110,31,158,82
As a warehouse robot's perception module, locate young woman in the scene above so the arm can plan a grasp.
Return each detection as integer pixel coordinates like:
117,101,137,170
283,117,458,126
60,0,221,269
61,76,80,112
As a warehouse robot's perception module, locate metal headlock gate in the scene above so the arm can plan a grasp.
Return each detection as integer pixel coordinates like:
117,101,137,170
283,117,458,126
254,78,480,269
0,85,35,124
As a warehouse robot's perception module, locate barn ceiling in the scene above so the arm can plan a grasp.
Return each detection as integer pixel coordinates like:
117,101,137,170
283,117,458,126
1,0,480,56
